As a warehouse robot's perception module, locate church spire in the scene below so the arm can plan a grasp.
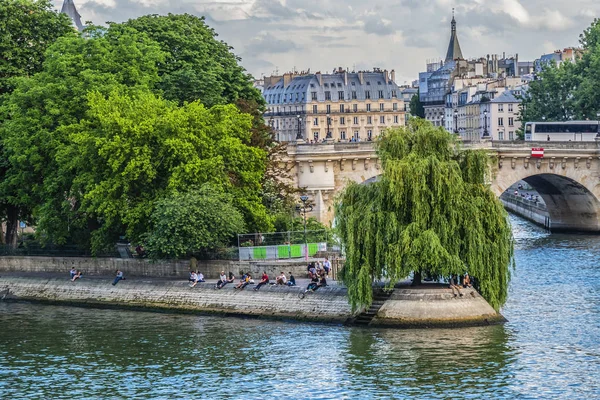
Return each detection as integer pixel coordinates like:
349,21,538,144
445,9,463,62
60,0,83,32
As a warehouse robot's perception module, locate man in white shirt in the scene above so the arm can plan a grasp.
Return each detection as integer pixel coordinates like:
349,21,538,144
276,271,287,285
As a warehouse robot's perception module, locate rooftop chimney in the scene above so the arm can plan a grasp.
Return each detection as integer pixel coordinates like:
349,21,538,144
390,69,396,83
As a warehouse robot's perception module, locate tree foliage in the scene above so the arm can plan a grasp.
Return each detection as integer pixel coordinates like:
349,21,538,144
144,185,245,259
520,18,600,124
409,91,425,118
0,0,74,95
336,120,513,311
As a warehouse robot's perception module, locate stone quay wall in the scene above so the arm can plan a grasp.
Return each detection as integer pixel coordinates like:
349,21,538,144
0,275,505,328
0,256,327,279
500,195,550,229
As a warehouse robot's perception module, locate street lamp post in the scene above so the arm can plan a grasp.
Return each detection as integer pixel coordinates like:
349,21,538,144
454,109,458,134
596,112,600,140
326,114,332,139
482,108,489,139
296,115,303,140
297,195,313,260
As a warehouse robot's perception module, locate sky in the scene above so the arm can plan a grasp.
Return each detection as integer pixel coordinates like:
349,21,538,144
53,0,600,85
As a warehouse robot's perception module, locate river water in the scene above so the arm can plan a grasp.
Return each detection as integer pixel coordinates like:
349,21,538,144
0,215,599,399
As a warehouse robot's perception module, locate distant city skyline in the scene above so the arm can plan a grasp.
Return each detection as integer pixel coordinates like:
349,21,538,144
53,0,600,84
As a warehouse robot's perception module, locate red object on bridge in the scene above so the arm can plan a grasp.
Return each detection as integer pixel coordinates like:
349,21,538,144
531,148,544,158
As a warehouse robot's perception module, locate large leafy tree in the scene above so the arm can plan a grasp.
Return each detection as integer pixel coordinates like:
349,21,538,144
144,185,245,259
116,14,262,108
0,0,75,246
336,120,513,311
0,26,165,248
57,90,267,252
409,91,425,118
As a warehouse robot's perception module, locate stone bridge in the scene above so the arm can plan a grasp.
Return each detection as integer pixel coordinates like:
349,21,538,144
285,140,600,232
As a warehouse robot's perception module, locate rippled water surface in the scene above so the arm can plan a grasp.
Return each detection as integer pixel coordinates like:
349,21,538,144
1,215,599,399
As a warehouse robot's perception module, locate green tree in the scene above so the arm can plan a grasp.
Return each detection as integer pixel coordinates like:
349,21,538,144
0,26,165,248
0,0,74,95
0,0,75,246
409,91,425,118
335,120,513,311
116,14,262,108
144,185,245,259
58,90,268,252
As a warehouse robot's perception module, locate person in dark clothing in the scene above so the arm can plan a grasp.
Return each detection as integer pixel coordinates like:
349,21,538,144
112,270,125,286
254,271,269,291
287,272,296,286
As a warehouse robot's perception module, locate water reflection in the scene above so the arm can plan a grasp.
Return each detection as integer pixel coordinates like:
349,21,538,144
1,215,600,398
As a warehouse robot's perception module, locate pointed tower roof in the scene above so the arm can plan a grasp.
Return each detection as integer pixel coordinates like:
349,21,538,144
445,9,463,62
60,0,83,32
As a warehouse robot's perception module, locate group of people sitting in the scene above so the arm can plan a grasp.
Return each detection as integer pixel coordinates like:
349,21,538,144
448,273,473,297
188,271,205,287
307,257,331,279
211,270,298,290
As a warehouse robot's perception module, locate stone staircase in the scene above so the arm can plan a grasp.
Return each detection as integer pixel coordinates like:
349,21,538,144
351,287,393,326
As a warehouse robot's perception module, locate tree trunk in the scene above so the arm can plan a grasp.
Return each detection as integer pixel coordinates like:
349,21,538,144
5,205,19,248
411,270,422,286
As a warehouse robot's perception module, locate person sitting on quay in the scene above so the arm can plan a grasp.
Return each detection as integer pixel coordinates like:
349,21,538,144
287,272,296,286
463,273,473,288
112,270,125,286
304,275,320,293
71,270,82,282
189,271,198,284
196,272,205,283
215,271,228,289
70,268,77,280
235,273,252,290
253,271,269,291
449,275,463,297
275,271,287,285
190,271,205,288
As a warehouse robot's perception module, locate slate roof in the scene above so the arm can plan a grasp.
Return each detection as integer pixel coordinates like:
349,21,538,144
61,0,83,31
445,15,463,62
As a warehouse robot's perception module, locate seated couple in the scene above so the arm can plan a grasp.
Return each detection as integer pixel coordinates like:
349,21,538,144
188,271,205,287
215,271,235,289
304,275,327,293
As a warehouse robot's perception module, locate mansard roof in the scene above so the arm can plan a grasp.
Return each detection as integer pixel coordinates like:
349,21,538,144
61,0,83,31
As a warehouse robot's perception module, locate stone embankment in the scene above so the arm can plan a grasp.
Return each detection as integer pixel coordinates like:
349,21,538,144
0,271,505,328
500,193,550,229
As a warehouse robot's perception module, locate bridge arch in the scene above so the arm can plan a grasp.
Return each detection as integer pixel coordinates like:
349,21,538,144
492,168,600,233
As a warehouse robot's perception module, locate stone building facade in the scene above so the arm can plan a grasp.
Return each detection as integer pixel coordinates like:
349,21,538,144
262,68,406,143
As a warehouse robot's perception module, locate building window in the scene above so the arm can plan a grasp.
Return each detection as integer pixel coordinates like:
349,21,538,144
310,84,315,88
379,116,385,124
313,131,319,141
311,92,317,100
393,103,398,111
340,117,345,125
498,117,504,126
326,105,331,114
508,117,514,126
378,90,384,99
295,93,299,102
354,130,360,139
325,91,331,100
340,104,345,113
313,118,319,126
394,115,399,124
365,91,371,99
509,131,514,140
379,103,384,111
508,104,513,112
499,131,504,141
366,104,371,112
340,131,346,140
391,90,397,98
352,91,357,100
366,82,371,86
367,130,373,140
337,83,342,88
312,105,318,114
351,82,356,86
353,104,358,112
353,117,359,125
498,104,503,112
324,83,329,88
367,116,372,125
338,91,344,100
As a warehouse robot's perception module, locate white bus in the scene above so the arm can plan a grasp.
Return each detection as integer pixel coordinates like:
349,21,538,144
524,121,600,141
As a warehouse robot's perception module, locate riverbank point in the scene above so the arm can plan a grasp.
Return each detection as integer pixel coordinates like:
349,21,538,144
0,269,504,328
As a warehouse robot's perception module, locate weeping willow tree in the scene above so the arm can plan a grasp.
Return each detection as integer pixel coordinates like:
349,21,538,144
335,119,513,311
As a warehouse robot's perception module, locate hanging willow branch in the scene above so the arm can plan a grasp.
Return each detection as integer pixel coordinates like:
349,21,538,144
336,119,513,311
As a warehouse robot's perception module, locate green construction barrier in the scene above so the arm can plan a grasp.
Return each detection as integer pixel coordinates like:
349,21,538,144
308,243,319,256
290,244,303,258
252,247,267,259
277,245,290,259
